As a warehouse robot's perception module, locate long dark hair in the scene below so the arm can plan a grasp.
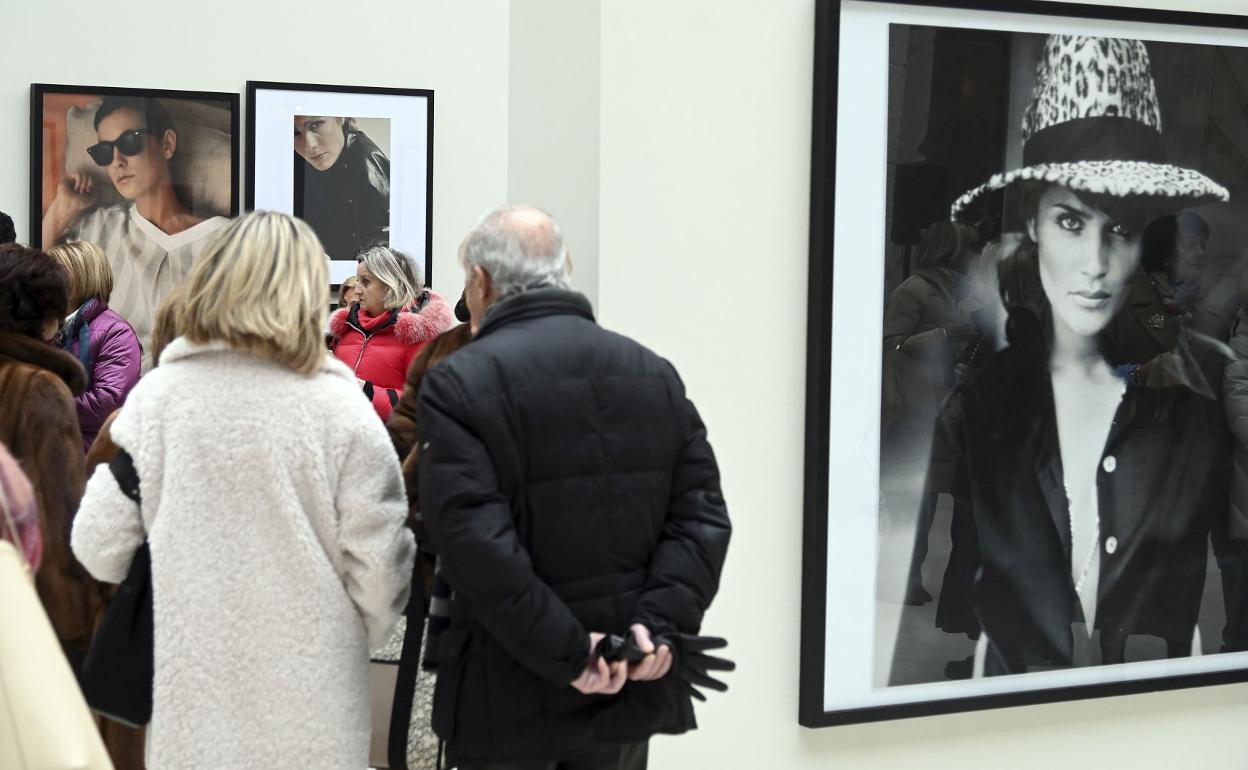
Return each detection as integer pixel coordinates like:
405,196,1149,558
982,242,1052,432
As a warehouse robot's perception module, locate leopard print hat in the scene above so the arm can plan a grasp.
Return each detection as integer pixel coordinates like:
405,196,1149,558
950,35,1229,221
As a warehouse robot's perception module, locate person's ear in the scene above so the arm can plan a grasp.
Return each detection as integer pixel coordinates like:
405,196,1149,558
1026,217,1037,243
474,265,496,300
161,129,177,161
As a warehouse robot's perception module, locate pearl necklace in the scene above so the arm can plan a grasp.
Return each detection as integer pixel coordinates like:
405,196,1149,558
1073,522,1100,595
1066,483,1100,596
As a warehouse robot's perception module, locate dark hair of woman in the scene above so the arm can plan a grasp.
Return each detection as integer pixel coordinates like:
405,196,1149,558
93,96,175,138
915,219,979,270
974,241,1050,435
0,243,70,338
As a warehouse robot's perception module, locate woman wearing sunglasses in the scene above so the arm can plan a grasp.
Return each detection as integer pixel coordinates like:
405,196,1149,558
41,96,228,371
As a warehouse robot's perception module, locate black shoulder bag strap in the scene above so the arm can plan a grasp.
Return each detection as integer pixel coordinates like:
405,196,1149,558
110,450,142,504
387,563,428,769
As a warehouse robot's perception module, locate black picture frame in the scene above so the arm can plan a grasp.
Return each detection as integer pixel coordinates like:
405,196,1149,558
801,0,1248,728
30,82,241,249
245,81,435,288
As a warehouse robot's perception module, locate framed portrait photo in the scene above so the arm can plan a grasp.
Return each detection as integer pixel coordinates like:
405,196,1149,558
31,83,240,370
245,81,434,290
801,0,1248,727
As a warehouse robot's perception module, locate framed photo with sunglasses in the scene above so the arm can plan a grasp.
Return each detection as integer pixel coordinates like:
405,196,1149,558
31,83,240,369
245,81,434,289
801,0,1248,728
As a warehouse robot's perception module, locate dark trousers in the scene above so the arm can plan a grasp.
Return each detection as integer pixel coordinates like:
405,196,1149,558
456,741,648,770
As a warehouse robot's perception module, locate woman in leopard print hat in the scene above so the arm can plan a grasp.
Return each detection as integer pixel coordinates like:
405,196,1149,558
952,35,1227,220
932,35,1230,677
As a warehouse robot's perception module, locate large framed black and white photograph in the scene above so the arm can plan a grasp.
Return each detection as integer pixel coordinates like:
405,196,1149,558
245,81,433,288
801,0,1248,726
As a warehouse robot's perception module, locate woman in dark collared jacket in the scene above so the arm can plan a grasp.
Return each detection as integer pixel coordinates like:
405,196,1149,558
294,115,390,260
954,242,1225,673
942,35,1232,675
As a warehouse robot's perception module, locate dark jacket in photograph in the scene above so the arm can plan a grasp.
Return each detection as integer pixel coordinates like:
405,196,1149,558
297,129,391,261
1225,307,1248,540
881,266,976,480
954,343,1225,674
1102,271,1239,395
418,289,731,762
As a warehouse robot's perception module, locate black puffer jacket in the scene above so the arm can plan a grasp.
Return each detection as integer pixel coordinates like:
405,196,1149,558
418,289,731,762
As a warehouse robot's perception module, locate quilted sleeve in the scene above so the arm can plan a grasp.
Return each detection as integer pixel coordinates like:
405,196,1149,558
630,376,732,635
418,366,590,684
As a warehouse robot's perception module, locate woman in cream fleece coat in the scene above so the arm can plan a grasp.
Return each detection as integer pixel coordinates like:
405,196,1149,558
72,212,416,769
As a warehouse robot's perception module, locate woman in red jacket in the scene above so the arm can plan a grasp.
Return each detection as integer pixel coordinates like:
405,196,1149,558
330,246,453,420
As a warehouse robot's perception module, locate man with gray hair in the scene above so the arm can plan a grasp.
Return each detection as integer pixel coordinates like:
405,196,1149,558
418,205,731,769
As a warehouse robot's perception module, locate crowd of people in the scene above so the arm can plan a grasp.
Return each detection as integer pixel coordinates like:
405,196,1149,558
0,202,732,770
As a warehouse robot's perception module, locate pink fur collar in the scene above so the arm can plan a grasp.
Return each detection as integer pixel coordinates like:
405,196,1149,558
329,291,455,345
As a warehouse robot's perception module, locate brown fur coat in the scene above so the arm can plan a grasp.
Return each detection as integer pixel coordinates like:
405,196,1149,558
386,322,474,523
0,332,105,652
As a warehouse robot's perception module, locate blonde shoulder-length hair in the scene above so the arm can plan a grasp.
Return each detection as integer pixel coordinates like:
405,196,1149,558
47,240,112,308
180,211,328,375
358,245,424,310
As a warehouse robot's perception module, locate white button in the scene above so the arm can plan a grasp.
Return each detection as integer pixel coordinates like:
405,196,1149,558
1102,455,1117,473
1105,536,1118,555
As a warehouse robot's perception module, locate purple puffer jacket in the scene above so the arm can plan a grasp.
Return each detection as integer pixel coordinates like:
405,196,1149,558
59,300,141,453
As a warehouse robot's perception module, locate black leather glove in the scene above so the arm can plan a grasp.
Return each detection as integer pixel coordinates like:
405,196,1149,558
651,632,735,701
593,633,647,664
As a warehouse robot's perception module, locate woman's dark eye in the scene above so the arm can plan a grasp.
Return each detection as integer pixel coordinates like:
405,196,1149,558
1056,213,1082,232
309,120,324,131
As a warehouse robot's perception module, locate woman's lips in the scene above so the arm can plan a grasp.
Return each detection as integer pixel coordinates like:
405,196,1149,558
1071,289,1111,309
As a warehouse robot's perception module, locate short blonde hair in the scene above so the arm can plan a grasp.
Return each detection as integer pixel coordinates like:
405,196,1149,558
337,275,359,307
358,246,423,310
151,283,186,367
181,212,329,375
47,241,112,307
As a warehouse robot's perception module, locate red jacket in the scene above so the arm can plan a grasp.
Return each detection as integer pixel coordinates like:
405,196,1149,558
330,290,454,420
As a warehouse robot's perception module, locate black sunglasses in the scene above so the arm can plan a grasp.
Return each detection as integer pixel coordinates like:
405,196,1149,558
86,129,151,167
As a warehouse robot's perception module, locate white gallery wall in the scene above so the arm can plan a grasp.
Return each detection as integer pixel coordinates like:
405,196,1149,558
0,0,511,295
593,0,1248,767
5,0,1248,767
508,0,601,307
